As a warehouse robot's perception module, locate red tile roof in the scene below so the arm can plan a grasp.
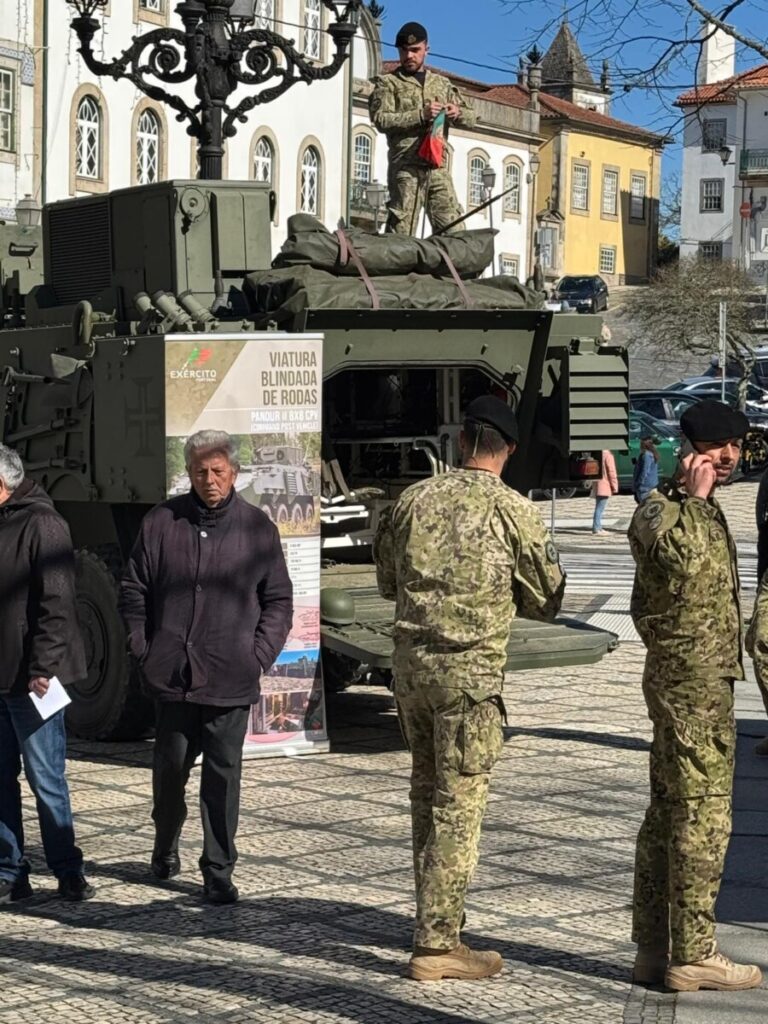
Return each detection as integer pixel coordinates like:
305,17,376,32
675,64,768,106
379,61,665,143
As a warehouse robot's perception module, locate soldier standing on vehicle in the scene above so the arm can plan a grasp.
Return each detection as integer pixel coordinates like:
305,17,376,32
369,21,476,236
374,396,564,981
629,400,762,992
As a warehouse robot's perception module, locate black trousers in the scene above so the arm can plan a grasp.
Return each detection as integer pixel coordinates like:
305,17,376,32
152,702,250,882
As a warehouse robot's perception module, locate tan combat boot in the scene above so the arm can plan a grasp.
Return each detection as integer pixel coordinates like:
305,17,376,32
632,946,669,985
408,943,503,981
754,736,768,756
666,950,763,992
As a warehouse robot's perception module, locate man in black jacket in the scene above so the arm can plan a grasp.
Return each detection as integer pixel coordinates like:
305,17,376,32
0,444,94,904
120,429,293,903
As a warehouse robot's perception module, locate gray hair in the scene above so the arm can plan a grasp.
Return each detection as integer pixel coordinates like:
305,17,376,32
0,443,24,491
183,429,240,470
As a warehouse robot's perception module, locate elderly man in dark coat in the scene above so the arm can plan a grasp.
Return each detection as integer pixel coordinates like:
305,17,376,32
0,444,94,904
120,429,293,904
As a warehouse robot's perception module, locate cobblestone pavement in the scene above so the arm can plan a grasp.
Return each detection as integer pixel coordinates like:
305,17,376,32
0,478,765,1023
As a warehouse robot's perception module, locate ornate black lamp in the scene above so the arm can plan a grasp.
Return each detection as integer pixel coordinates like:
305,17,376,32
65,0,362,179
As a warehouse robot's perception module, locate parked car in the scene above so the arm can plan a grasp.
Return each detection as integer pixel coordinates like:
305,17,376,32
613,410,681,491
703,349,768,391
664,376,768,409
630,390,701,429
553,275,609,313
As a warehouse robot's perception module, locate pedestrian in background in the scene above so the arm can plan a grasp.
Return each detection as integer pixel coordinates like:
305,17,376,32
592,449,618,535
120,430,293,904
633,436,659,504
0,444,94,905
629,400,761,992
374,396,564,981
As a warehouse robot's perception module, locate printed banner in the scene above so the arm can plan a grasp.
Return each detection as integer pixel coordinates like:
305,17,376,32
164,333,328,758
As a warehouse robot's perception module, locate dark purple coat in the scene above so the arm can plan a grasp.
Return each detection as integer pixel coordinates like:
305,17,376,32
0,479,86,696
119,490,293,706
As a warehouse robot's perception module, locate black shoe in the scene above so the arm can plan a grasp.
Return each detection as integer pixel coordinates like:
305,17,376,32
0,877,33,905
58,874,95,901
203,878,239,904
151,852,181,881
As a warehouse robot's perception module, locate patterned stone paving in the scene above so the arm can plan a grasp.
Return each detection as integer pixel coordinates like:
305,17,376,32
0,478,765,1021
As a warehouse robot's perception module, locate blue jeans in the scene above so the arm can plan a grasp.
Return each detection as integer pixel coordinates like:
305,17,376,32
0,696,83,882
593,496,608,532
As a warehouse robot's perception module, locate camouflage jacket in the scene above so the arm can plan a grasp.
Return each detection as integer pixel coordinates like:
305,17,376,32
369,68,476,171
373,469,565,690
629,485,743,683
746,568,768,678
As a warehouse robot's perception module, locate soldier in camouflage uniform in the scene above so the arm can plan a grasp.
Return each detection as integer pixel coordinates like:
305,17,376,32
369,22,476,236
374,396,564,981
629,400,761,993
751,468,768,753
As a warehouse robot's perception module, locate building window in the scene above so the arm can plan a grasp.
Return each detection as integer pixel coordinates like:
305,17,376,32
75,95,101,179
0,69,15,152
300,145,320,214
630,173,646,219
572,163,589,211
253,135,274,184
702,119,727,153
139,0,164,10
469,155,487,208
538,226,557,269
601,168,618,216
599,245,616,274
303,0,321,60
700,178,724,212
353,132,372,183
254,0,275,29
699,241,723,259
501,255,519,277
136,108,160,185
503,162,520,215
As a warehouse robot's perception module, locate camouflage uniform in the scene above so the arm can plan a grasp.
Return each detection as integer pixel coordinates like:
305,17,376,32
369,68,476,236
746,569,768,716
629,484,743,963
374,469,564,950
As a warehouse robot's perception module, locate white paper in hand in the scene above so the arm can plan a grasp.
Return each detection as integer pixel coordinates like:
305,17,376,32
29,676,72,721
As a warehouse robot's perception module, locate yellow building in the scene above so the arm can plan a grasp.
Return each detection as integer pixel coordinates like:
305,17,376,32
487,24,666,286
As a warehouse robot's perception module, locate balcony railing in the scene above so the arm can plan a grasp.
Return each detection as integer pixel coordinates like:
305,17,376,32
740,149,768,177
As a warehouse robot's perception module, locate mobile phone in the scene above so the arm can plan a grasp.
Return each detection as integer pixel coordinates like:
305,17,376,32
679,438,696,460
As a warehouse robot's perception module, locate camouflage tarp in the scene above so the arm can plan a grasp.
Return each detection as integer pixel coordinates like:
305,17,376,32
272,214,496,279
243,265,544,322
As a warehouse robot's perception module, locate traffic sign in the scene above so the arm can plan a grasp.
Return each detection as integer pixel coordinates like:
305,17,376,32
741,201,752,219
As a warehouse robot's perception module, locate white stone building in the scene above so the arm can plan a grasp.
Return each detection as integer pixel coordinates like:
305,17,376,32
678,27,768,270
2,1,542,277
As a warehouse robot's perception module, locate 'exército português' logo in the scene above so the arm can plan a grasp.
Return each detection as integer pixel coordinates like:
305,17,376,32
170,345,218,381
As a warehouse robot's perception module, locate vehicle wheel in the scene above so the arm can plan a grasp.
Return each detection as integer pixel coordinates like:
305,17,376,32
260,503,274,521
591,299,598,313
291,503,304,525
322,650,362,692
542,486,578,500
276,503,289,524
67,550,153,740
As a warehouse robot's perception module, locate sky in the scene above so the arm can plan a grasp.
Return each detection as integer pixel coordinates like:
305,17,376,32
370,0,768,190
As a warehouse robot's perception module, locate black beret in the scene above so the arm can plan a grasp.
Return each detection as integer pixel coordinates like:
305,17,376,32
464,396,518,444
679,399,749,442
395,21,428,47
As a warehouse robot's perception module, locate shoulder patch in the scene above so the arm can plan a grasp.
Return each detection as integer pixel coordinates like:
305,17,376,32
545,541,559,564
642,500,665,521
630,494,681,548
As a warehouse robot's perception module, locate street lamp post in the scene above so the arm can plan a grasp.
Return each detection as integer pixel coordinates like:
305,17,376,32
15,194,43,229
481,164,496,276
364,180,388,233
527,151,541,285
65,0,362,181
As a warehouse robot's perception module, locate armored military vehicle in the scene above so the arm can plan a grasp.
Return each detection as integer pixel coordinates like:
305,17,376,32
0,178,628,739
243,445,316,524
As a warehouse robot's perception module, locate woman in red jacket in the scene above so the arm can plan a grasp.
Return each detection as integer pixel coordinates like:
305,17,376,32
592,450,618,535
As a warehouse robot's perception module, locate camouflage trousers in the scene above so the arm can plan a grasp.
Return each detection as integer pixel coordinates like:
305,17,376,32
386,165,465,236
394,674,504,950
756,664,768,717
632,676,735,963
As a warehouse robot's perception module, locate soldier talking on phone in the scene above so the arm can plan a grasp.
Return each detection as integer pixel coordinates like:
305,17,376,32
628,400,761,992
